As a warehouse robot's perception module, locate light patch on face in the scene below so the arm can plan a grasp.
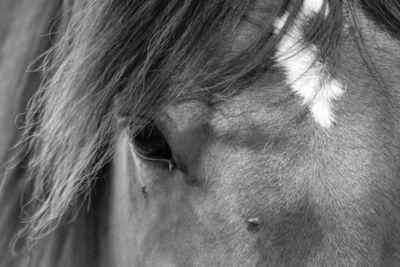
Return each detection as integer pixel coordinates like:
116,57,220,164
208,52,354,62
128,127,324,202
303,0,326,15
274,0,343,129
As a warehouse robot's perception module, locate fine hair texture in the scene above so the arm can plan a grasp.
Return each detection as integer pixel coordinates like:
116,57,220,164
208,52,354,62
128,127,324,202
1,0,400,266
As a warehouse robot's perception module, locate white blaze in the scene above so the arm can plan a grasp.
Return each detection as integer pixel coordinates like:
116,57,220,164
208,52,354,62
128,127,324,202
303,0,325,14
274,0,343,129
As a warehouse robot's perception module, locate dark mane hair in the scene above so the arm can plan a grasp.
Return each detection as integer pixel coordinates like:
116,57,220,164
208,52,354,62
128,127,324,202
1,0,400,266
360,0,400,39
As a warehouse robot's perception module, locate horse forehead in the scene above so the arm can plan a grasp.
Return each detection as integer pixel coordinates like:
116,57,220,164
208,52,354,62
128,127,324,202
210,87,298,139
162,77,299,147
227,0,344,130
162,0,357,139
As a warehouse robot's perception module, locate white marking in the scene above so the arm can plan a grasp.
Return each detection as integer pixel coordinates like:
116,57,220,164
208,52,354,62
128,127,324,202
274,0,343,129
303,0,325,14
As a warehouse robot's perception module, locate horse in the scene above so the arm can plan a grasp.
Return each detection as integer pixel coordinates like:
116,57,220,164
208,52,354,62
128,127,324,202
1,0,400,265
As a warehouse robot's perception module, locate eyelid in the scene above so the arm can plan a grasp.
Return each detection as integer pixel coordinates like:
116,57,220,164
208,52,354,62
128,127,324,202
127,129,176,171
153,114,176,143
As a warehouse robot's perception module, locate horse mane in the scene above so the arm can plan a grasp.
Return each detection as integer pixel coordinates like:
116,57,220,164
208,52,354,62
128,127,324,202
360,0,400,39
1,0,400,266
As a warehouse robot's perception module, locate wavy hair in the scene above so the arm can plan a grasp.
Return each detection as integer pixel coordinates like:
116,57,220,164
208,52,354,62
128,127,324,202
1,0,400,266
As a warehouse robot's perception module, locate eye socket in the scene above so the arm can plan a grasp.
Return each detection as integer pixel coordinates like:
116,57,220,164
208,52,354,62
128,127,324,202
128,122,175,167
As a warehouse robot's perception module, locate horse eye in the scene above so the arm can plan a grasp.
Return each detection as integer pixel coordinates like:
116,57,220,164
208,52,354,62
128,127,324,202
128,123,174,165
